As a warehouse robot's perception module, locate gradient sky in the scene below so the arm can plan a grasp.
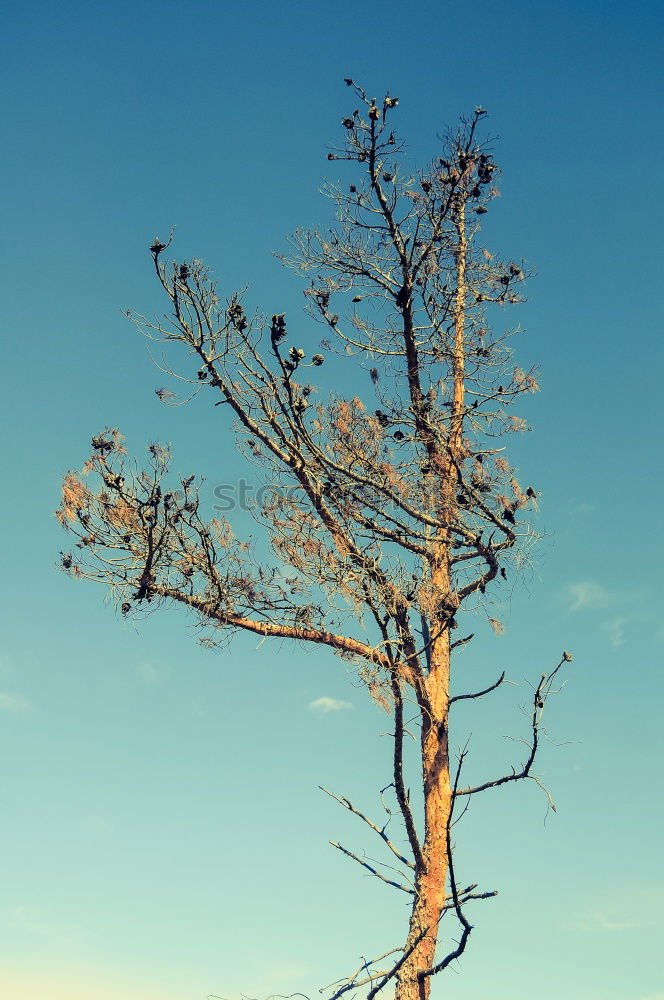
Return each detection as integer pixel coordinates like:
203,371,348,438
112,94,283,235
1,1,663,998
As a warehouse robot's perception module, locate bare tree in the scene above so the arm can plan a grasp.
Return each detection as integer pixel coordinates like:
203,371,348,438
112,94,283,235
58,81,571,1000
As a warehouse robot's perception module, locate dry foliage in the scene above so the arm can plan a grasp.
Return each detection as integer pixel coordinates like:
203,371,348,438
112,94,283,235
58,82,569,1000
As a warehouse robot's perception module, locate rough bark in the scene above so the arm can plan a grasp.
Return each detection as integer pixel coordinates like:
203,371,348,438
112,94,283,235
395,634,451,1000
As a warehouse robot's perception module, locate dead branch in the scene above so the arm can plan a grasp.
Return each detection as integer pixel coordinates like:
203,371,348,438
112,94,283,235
319,786,415,871
320,951,399,996
455,654,570,798
322,946,406,1000
449,670,506,705
389,671,425,871
366,927,430,1000
329,841,414,894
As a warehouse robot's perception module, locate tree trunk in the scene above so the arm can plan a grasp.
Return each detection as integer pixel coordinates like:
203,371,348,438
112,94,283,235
395,637,452,1000
395,191,469,997
396,132,466,1000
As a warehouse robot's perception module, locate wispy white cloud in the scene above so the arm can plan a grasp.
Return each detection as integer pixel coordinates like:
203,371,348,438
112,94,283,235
603,616,628,647
585,910,642,931
566,581,610,613
569,887,664,933
85,814,111,832
573,502,598,514
9,906,89,945
564,583,659,643
567,907,641,932
137,661,158,683
308,696,353,713
0,691,30,715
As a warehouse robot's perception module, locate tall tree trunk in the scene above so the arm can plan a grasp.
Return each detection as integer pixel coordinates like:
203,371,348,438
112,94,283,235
395,194,466,994
395,635,452,1000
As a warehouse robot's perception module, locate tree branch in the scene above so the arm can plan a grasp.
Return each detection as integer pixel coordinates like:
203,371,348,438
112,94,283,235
390,671,425,871
366,925,430,1000
320,948,401,1000
449,670,506,705
329,841,414,894
151,583,414,675
319,786,415,870
455,655,569,798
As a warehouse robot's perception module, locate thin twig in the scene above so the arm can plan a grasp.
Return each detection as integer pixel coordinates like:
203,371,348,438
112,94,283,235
455,655,568,798
366,926,430,1000
329,841,414,893
319,786,415,870
319,950,400,995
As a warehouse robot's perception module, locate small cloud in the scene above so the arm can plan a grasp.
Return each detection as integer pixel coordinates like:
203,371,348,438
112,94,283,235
603,616,628,647
85,815,111,831
573,502,597,514
308,696,353,713
137,661,158,683
9,906,89,945
566,581,610,613
0,691,30,715
592,913,642,931
568,907,642,932
569,887,664,933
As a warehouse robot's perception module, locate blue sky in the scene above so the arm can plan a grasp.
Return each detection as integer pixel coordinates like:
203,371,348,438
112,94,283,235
1,0,663,998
